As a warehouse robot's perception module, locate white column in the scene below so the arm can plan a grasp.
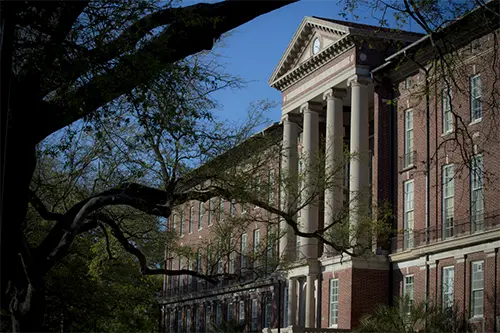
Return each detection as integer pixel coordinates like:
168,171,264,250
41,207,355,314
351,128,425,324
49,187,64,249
280,114,298,262
300,102,319,260
287,278,297,327
323,88,346,256
305,274,316,328
348,76,371,249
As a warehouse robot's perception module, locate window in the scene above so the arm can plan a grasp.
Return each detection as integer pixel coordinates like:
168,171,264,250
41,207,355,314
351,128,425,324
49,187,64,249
197,249,202,272
206,245,212,274
242,203,247,216
471,155,484,231
442,86,453,133
208,199,213,226
251,299,258,332
186,308,192,333
471,261,484,317
172,215,177,233
241,233,247,268
442,164,455,239
198,201,204,230
230,199,236,217
195,307,201,333
404,109,414,168
227,302,233,322
403,275,414,313
470,74,482,121
268,168,275,204
329,279,339,326
205,304,211,333
403,180,415,249
405,77,413,89
177,309,183,333
264,297,272,328
229,251,235,274
216,303,222,325
179,258,184,289
442,266,455,309
180,210,185,236
219,198,225,221
239,301,245,324
253,229,260,253
189,206,194,233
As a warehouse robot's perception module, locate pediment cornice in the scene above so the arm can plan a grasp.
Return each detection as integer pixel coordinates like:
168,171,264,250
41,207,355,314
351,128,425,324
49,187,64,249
271,34,355,92
269,17,352,90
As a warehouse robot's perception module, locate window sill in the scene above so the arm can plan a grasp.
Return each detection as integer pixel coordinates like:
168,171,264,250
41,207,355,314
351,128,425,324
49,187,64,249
329,324,339,329
469,118,482,126
470,316,484,322
441,130,454,138
399,164,416,173
198,228,203,232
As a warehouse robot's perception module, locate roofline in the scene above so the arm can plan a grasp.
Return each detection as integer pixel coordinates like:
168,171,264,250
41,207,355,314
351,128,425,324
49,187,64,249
372,0,500,76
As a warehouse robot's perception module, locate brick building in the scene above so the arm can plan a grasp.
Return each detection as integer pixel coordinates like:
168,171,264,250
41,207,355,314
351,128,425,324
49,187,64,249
159,1,500,332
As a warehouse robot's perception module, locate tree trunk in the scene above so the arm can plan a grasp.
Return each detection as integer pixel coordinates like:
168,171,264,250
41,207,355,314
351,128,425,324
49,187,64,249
1,123,46,332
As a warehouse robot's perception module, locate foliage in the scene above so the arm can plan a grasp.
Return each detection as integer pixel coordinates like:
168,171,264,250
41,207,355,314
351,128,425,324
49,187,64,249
356,297,472,333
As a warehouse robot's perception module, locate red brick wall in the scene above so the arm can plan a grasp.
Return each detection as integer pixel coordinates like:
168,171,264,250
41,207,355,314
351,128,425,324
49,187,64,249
320,269,353,329
350,268,389,327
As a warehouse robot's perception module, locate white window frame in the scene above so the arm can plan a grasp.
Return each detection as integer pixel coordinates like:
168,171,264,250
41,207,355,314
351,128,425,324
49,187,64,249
219,198,225,221
329,279,339,327
471,261,484,318
470,74,482,122
403,275,414,314
403,180,415,249
230,199,236,217
189,206,194,234
268,168,275,204
442,86,453,133
208,199,213,226
253,229,260,253
442,164,455,239
198,201,204,230
471,155,484,232
239,300,245,324
404,109,414,168
442,266,455,309
180,210,185,236
241,233,247,269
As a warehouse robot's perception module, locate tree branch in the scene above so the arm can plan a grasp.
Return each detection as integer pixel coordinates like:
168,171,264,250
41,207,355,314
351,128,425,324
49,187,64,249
27,189,64,221
96,213,219,284
34,0,296,143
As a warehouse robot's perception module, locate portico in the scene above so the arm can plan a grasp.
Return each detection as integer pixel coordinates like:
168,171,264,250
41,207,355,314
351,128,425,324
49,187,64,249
270,16,421,330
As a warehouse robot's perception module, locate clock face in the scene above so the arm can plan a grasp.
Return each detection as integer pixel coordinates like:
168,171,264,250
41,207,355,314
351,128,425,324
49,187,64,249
312,38,320,55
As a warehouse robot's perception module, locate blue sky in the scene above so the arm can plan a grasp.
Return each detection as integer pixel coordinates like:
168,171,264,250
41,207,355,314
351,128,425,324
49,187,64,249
184,0,425,130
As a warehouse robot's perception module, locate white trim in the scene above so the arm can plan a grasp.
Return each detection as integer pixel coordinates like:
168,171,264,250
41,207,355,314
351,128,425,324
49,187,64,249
391,238,500,264
282,67,356,115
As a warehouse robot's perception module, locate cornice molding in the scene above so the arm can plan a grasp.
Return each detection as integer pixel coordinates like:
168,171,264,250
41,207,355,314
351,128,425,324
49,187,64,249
271,35,355,92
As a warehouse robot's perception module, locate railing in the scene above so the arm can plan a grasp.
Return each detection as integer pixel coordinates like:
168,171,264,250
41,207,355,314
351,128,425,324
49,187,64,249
263,327,350,333
391,211,500,253
400,151,417,170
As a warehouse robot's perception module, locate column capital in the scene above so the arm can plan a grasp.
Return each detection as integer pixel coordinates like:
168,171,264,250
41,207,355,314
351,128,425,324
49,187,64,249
347,75,372,87
323,88,347,101
300,102,321,114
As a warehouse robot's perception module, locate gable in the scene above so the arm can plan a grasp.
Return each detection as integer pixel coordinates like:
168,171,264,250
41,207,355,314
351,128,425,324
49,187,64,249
269,16,424,90
268,17,350,87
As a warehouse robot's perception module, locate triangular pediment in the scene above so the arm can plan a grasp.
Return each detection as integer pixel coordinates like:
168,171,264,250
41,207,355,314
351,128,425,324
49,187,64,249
269,17,424,90
268,17,351,87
